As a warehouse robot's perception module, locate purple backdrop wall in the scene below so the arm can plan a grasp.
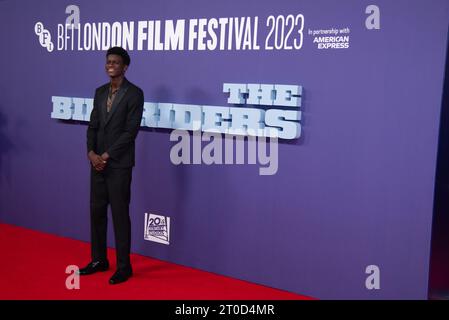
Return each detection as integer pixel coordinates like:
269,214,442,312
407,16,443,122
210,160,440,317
0,0,448,299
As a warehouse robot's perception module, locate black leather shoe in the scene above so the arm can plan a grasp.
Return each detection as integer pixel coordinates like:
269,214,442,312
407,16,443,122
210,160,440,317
109,269,133,285
78,260,109,275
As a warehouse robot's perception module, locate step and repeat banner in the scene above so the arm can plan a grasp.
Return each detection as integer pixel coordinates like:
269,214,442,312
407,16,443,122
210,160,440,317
1,0,448,299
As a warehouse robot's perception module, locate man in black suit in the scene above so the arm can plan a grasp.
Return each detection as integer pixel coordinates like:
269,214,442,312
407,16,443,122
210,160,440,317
79,47,144,284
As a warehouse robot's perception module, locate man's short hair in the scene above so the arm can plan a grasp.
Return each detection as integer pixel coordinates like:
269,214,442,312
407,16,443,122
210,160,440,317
106,47,131,66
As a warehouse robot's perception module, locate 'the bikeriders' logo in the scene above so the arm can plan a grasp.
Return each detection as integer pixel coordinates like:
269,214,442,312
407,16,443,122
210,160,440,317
51,83,302,175
51,83,302,139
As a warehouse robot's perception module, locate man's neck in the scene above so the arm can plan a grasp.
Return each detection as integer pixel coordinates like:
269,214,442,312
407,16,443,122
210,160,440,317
110,76,124,90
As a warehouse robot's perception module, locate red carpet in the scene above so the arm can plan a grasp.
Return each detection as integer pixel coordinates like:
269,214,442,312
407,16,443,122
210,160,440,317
0,223,312,300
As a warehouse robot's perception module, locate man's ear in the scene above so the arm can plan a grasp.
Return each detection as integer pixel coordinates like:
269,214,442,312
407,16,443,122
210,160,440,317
124,65,128,73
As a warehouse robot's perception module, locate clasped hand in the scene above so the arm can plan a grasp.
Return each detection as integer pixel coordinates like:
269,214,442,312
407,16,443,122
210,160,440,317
88,151,109,171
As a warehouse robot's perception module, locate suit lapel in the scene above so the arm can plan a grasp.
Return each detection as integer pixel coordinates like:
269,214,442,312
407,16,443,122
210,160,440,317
104,78,130,126
99,88,109,123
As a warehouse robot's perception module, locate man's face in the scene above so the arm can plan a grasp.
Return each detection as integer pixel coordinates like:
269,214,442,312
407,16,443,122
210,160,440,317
105,54,128,78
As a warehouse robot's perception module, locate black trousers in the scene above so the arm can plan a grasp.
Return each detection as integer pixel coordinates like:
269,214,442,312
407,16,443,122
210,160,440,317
90,166,133,271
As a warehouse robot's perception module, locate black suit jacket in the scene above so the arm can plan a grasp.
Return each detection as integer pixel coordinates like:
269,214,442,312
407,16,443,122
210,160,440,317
87,78,144,168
